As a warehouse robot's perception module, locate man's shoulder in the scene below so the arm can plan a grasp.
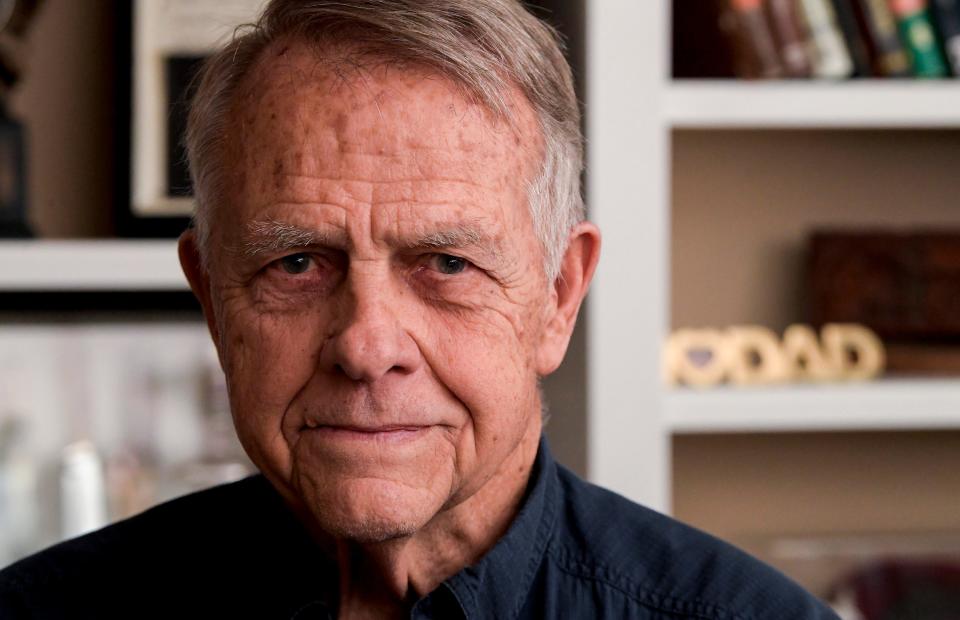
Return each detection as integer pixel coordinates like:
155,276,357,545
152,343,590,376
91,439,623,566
0,475,284,615
545,465,838,619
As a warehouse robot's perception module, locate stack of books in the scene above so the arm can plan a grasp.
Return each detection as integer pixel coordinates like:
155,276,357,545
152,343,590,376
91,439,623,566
673,0,960,78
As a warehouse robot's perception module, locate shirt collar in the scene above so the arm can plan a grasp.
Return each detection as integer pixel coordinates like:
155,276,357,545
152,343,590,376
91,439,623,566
436,435,559,619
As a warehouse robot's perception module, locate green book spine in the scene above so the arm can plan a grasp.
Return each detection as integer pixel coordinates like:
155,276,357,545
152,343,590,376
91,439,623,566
892,3,950,75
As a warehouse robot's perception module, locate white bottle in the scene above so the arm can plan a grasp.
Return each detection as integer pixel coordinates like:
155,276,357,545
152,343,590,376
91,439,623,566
0,416,39,566
60,440,108,540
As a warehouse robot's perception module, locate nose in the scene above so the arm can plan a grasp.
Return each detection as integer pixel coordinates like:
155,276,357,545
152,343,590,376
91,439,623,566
318,276,421,382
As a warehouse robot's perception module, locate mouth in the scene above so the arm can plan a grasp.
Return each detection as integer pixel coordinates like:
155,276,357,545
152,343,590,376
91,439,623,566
301,424,432,443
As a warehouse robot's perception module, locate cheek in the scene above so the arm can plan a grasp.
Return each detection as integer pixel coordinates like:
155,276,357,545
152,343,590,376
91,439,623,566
416,305,541,504
218,305,324,463
429,294,534,370
421,297,541,430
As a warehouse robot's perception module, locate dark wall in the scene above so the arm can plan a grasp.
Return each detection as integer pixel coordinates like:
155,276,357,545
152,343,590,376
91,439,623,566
523,0,586,103
523,0,589,477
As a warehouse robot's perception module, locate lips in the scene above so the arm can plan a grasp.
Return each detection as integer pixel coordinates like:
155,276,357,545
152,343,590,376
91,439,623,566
301,414,428,431
300,423,433,447
303,423,426,433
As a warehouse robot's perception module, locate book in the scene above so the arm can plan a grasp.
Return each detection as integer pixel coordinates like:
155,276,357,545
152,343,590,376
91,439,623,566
672,0,737,78
929,0,960,74
766,0,815,75
830,0,875,74
888,0,950,76
798,0,856,77
720,0,785,78
851,0,913,75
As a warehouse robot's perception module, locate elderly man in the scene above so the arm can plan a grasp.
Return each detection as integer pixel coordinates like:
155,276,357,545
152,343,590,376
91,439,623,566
0,1,838,618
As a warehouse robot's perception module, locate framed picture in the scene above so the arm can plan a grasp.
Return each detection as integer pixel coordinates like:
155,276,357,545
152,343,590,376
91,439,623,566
118,0,265,236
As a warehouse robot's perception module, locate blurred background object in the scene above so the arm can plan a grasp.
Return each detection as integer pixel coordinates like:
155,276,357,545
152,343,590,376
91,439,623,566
741,532,960,617
0,0,41,237
121,0,267,237
59,440,108,540
663,323,887,387
808,230,960,376
830,558,960,619
0,324,254,567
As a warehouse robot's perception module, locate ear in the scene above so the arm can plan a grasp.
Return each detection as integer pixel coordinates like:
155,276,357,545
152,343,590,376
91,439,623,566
535,222,601,376
178,229,221,348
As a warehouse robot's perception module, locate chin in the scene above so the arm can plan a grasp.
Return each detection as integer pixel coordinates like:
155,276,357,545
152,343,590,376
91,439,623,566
297,474,445,544
320,514,421,544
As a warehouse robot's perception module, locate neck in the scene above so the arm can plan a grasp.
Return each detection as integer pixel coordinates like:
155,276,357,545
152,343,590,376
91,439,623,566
332,418,542,619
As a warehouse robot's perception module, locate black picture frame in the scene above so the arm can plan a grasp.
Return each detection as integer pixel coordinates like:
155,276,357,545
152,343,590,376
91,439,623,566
114,0,192,238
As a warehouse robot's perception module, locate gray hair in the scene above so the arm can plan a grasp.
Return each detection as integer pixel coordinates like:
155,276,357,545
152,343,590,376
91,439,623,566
186,0,583,281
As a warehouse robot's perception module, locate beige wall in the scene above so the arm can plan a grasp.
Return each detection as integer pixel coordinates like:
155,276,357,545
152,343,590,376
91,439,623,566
673,430,960,596
672,129,960,331
674,431,960,538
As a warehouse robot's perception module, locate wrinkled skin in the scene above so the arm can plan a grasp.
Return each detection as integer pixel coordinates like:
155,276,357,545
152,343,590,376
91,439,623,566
179,40,600,617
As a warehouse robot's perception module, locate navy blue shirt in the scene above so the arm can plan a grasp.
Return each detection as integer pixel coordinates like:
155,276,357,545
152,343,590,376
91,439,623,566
0,438,838,618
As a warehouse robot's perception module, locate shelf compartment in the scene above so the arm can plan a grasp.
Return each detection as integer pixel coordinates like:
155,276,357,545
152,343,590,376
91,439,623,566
665,379,960,433
0,241,187,291
665,81,960,128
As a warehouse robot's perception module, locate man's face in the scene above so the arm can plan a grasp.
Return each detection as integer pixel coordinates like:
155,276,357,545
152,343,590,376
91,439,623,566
196,43,557,541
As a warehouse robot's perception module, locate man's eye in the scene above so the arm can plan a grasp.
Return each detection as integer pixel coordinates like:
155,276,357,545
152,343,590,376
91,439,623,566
432,254,468,275
278,253,313,274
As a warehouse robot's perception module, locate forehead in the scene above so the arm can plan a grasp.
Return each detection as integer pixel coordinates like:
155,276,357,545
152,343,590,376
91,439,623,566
220,40,543,228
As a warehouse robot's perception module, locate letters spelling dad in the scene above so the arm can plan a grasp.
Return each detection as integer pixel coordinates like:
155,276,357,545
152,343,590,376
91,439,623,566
663,324,885,387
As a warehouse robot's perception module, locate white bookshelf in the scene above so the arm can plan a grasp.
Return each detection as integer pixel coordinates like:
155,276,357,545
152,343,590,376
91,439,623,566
585,3,960,515
586,1,671,512
0,240,187,291
665,81,960,128
665,379,960,434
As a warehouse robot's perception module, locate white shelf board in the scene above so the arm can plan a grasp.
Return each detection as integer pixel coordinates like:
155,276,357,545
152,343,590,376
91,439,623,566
0,240,188,291
665,81,960,128
664,378,960,433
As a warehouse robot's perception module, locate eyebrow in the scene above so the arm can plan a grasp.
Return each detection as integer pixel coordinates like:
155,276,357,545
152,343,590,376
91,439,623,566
409,224,488,249
405,222,504,263
238,219,340,258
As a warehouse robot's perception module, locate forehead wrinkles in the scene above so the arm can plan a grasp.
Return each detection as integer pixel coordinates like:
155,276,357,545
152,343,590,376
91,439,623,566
229,40,540,167
221,40,544,248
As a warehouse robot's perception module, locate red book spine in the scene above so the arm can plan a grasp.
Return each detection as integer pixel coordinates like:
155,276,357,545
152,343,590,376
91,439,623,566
766,0,815,76
722,0,786,78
